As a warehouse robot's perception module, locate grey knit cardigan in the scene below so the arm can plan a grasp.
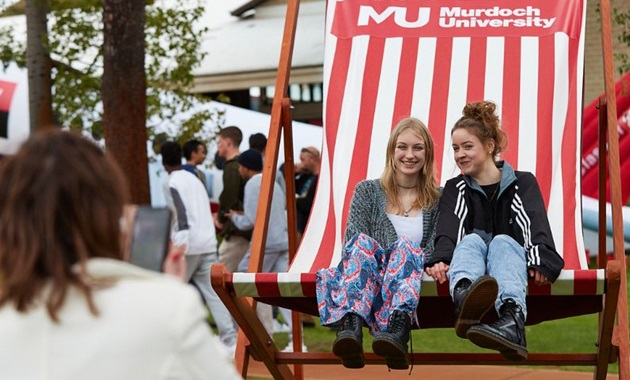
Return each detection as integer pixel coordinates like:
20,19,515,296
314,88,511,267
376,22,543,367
344,179,439,259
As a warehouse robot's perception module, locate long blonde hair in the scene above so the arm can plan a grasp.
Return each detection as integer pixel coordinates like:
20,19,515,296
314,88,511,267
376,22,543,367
380,117,440,212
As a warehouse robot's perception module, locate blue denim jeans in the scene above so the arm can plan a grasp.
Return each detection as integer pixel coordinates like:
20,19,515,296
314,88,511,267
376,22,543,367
447,234,528,318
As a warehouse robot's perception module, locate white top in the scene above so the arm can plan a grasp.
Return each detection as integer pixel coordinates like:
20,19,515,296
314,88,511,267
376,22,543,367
386,210,424,244
164,170,217,255
0,258,242,380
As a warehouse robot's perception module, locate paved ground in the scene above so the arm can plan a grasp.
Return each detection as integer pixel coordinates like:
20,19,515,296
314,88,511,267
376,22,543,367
247,360,617,379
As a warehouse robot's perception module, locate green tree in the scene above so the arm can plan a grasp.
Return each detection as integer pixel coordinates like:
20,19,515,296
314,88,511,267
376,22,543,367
0,0,222,155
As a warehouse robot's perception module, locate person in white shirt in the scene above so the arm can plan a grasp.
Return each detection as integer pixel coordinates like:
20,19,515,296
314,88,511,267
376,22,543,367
0,130,241,380
161,141,237,353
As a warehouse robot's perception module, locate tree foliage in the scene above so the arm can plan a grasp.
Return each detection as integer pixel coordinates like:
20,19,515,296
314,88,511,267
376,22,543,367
0,0,223,156
613,5,630,76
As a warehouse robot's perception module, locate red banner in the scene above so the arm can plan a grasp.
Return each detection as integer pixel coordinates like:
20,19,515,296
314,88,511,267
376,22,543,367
332,0,584,39
0,80,17,112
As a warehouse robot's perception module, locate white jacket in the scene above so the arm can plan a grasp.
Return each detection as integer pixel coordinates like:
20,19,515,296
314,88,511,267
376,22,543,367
164,170,218,255
0,258,241,380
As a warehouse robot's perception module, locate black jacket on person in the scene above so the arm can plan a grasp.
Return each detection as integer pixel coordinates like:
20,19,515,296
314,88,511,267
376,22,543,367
427,161,564,282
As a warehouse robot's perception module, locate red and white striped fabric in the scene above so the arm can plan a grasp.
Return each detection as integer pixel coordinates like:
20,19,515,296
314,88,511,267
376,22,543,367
231,0,605,299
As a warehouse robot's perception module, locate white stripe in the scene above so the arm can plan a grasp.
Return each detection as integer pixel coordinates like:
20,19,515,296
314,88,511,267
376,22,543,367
546,32,570,259
512,192,533,249
277,273,305,297
574,2,588,269
330,35,370,267
232,273,259,297
291,2,339,273
512,192,541,267
366,37,403,180
454,181,466,217
484,37,504,111
518,37,538,174
550,269,573,296
410,37,437,123
455,181,467,243
441,37,471,185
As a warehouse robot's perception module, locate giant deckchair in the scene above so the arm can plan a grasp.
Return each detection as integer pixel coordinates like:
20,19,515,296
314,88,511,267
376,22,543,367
211,1,629,379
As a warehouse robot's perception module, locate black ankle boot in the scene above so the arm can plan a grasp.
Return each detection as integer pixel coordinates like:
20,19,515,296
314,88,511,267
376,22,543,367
332,313,364,368
452,276,498,338
372,310,411,370
466,299,528,361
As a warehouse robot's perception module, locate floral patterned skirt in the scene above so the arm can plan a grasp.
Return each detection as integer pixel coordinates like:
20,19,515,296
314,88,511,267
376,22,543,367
315,233,424,333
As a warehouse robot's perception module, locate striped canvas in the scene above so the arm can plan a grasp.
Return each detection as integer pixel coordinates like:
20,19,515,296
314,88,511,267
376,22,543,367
291,0,588,274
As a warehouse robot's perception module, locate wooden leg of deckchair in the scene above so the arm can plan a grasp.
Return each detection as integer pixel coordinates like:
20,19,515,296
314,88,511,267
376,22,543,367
613,259,629,380
235,330,251,378
211,265,294,380
594,260,621,380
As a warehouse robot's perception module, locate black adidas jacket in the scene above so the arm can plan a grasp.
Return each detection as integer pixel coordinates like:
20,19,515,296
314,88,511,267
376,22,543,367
427,161,565,282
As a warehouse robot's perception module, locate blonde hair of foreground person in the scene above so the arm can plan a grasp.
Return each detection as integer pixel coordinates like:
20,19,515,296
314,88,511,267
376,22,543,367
0,130,241,380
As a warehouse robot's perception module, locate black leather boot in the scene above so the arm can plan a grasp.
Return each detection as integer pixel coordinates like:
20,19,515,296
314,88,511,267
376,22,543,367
372,310,411,370
466,299,528,361
332,313,364,368
452,275,498,338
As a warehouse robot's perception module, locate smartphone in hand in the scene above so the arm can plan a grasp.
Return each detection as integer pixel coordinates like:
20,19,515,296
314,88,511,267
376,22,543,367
129,206,172,272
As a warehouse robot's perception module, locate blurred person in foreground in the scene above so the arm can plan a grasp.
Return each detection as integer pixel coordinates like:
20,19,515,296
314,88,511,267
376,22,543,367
0,130,241,380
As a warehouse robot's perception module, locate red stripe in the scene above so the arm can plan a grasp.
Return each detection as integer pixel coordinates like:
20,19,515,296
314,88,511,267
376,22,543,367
301,273,317,297
255,273,281,297
392,37,419,123
427,37,453,183
528,281,551,296
436,281,450,297
306,38,353,272
501,37,521,166
0,80,17,111
310,196,338,271
573,270,598,295
536,36,555,207
466,37,487,103
340,38,385,238
561,38,580,269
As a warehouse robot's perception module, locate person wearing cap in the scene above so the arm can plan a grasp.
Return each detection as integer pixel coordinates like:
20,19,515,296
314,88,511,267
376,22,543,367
224,149,300,350
224,149,288,275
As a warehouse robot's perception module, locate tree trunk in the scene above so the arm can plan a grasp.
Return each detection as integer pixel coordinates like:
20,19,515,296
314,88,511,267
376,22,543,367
25,0,55,132
102,0,150,204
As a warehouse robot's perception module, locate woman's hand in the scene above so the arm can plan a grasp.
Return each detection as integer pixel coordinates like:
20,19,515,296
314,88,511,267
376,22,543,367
528,268,550,286
163,244,187,282
425,262,450,284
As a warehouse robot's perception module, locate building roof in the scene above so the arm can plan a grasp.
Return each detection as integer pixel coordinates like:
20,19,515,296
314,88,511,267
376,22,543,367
192,0,324,93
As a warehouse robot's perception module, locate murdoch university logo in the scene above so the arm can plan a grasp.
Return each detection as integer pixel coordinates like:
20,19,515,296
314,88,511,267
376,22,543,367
332,1,568,39
357,6,431,29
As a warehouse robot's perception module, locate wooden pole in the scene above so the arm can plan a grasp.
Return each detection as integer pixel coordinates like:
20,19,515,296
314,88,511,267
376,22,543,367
599,0,630,378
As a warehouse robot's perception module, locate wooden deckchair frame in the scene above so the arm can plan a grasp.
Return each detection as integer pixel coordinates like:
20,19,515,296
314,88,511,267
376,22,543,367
211,0,630,379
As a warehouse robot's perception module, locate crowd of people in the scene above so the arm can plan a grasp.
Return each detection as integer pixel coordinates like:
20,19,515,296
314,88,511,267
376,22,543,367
0,99,565,376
